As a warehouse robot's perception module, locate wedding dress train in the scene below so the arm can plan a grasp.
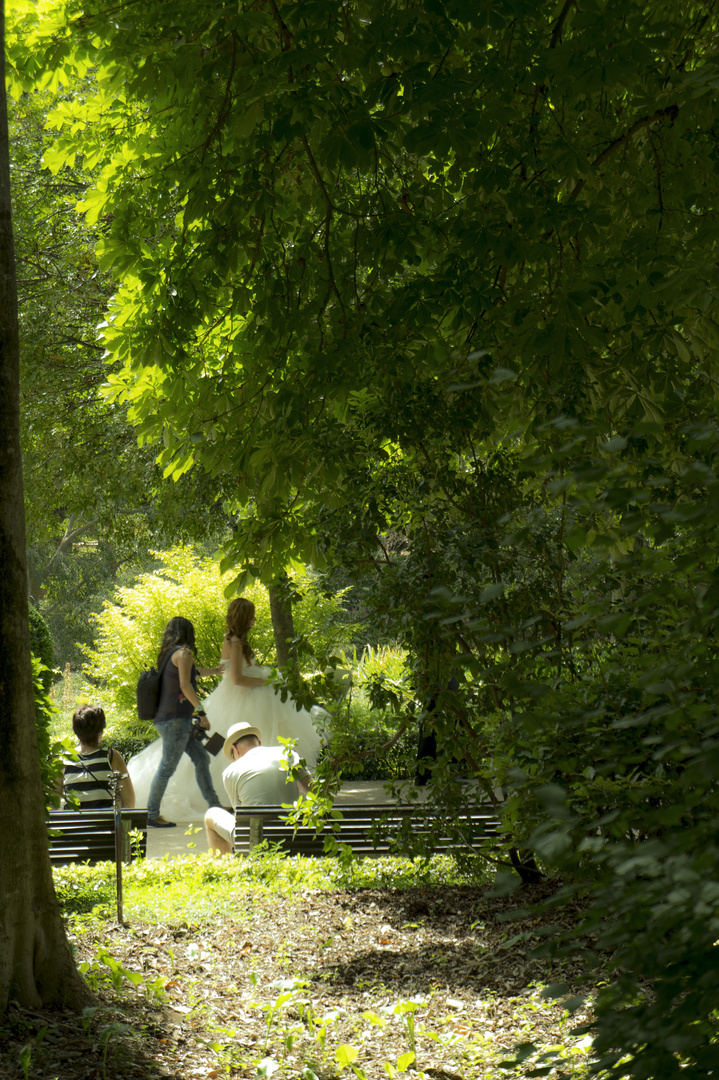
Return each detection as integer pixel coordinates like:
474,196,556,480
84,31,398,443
128,662,325,820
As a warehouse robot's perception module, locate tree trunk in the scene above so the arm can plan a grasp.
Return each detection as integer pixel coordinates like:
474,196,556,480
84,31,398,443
268,579,297,668
0,7,92,1012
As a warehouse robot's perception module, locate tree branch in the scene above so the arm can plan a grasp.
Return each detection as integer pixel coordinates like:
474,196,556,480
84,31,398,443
200,33,238,162
324,719,412,773
300,135,334,215
551,0,577,49
571,105,679,201
266,0,293,50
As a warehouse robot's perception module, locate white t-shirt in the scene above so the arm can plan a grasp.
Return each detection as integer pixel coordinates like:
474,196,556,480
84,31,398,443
222,745,309,807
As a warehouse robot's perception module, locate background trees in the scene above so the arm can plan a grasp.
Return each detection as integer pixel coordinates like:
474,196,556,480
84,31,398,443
15,0,718,609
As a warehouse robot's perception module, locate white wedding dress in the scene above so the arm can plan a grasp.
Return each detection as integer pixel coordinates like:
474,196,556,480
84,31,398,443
127,661,326,820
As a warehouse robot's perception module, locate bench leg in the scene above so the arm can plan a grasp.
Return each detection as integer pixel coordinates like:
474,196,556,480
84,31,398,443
249,816,264,848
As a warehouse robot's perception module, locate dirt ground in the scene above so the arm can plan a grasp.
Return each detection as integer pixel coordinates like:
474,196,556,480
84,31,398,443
0,883,596,1080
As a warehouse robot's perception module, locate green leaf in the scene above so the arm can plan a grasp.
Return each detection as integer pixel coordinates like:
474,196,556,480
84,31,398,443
335,1044,360,1067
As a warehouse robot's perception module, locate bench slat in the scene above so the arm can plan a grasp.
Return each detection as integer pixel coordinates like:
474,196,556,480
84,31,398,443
234,803,501,856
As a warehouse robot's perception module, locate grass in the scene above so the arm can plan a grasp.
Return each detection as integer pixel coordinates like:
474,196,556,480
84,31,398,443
54,849,491,923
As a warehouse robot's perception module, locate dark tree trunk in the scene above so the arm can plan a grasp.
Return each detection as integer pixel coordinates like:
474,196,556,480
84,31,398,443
509,848,544,885
0,7,92,1012
268,578,297,668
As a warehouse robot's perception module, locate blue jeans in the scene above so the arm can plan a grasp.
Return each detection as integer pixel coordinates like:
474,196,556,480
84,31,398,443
147,715,221,819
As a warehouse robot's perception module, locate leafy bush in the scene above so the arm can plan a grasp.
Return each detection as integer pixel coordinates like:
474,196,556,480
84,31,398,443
32,654,67,812
330,709,417,780
110,735,155,762
54,851,482,923
82,546,350,730
332,696,418,781
83,548,419,777
29,604,54,691
317,646,419,780
53,862,116,915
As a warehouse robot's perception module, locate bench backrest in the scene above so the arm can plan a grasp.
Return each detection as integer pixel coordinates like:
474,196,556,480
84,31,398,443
234,803,500,856
47,809,147,865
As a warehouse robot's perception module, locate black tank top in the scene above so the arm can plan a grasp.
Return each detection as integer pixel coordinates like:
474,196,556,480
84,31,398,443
156,653,197,718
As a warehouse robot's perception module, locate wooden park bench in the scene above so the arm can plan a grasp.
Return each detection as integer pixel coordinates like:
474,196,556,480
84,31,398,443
234,802,500,857
47,809,148,866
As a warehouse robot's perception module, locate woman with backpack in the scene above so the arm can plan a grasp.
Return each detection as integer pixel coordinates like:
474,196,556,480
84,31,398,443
143,616,223,828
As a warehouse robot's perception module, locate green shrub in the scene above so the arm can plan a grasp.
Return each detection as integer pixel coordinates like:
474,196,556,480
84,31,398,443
53,851,484,923
53,862,116,915
32,654,68,812
29,604,54,692
318,646,419,780
328,696,417,780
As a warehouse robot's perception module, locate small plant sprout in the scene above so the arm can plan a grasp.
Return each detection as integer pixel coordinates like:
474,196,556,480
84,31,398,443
296,994,316,1035
98,1021,130,1079
18,1043,32,1080
257,1056,280,1077
81,1006,99,1033
335,1044,359,1068
258,977,309,1052
382,996,427,1065
384,1051,418,1077
361,1010,387,1029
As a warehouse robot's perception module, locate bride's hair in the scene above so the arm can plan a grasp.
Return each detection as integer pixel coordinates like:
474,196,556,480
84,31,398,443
226,598,255,662
158,616,196,665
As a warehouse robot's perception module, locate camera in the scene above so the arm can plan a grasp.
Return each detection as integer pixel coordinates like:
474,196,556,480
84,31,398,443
190,718,209,741
189,718,224,757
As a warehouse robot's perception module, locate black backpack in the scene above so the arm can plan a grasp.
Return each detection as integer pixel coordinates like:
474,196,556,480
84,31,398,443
136,649,173,721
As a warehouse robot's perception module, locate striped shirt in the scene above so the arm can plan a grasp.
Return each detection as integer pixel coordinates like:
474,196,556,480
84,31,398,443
63,748,114,808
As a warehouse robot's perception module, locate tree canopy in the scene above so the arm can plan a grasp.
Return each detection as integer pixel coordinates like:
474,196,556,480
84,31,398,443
9,78,236,663
9,0,719,636
9,0,719,581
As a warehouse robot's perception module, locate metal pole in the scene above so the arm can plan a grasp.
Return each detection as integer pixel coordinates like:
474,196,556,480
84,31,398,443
109,772,124,925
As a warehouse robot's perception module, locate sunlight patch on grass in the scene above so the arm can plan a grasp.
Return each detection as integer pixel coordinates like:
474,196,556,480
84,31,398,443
55,851,489,926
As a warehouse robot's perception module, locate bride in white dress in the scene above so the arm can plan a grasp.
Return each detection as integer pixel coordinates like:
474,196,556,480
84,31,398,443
128,598,324,820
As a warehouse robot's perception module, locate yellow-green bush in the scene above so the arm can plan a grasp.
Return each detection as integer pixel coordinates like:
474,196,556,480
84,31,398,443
82,546,349,729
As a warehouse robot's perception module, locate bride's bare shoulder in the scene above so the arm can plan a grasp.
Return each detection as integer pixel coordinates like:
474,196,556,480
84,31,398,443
221,633,240,660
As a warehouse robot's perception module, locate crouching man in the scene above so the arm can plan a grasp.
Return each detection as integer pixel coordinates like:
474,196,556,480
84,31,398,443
204,721,312,855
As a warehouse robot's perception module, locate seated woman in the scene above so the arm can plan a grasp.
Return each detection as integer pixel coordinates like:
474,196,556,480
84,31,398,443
63,704,135,808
